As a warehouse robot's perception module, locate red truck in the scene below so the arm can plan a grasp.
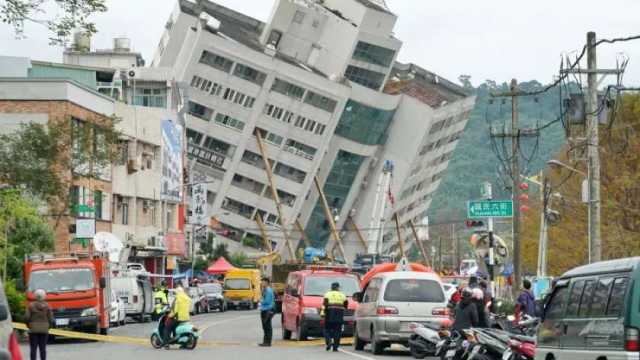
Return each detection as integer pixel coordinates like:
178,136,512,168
24,253,111,334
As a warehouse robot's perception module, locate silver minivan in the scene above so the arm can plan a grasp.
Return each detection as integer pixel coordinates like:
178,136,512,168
353,271,448,355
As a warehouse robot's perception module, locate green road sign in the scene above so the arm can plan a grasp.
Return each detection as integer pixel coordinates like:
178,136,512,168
75,204,94,213
467,200,513,218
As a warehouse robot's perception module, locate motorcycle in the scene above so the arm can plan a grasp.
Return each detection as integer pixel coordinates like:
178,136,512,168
408,322,445,359
150,312,199,350
503,334,536,360
439,330,472,360
463,328,511,360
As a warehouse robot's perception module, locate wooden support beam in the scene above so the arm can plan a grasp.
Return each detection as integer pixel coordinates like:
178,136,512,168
348,216,368,250
255,132,295,260
408,219,430,266
313,176,346,261
393,213,405,259
294,219,311,248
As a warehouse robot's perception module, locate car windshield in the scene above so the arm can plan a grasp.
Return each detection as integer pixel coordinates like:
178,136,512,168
225,279,250,290
199,283,223,294
383,279,445,303
29,268,95,293
304,276,360,297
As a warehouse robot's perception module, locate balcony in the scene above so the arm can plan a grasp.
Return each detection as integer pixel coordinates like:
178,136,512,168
221,198,255,220
282,144,314,161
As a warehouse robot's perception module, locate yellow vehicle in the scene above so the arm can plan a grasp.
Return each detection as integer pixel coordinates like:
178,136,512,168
223,269,261,310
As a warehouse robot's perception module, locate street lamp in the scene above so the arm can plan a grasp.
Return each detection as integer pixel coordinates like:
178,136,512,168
547,160,587,177
546,159,594,264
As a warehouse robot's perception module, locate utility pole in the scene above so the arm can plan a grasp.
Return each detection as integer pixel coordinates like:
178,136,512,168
537,173,548,277
510,79,522,296
586,31,602,263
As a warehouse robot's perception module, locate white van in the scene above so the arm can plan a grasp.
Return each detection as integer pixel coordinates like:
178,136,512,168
353,271,448,355
111,275,153,322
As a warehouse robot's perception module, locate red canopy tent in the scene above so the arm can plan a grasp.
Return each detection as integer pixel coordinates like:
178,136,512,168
206,257,236,275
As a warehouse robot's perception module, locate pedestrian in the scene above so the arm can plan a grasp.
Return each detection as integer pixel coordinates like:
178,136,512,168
451,288,478,331
25,289,53,360
258,277,275,347
515,279,536,321
468,275,479,289
322,282,348,352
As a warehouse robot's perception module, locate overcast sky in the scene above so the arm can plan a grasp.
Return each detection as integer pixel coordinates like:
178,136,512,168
1,0,639,86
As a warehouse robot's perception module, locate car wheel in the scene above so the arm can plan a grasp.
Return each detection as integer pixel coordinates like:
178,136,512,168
353,323,365,351
371,328,384,355
296,321,307,341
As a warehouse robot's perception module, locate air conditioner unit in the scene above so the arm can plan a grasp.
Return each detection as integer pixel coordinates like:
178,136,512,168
127,158,139,173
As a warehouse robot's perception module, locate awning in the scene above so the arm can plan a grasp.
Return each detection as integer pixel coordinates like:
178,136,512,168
206,257,236,275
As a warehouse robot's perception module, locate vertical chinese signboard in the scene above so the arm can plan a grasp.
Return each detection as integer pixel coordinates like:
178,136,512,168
160,119,183,202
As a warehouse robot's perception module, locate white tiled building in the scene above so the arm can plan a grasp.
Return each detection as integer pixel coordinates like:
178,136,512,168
153,0,475,262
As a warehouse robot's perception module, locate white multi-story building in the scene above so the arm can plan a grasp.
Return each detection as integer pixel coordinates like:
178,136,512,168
153,0,475,262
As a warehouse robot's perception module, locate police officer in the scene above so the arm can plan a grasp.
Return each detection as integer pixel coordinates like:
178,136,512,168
323,282,348,352
153,281,169,321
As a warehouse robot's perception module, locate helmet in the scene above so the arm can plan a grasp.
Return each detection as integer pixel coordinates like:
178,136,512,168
331,282,340,291
461,288,473,299
472,288,484,300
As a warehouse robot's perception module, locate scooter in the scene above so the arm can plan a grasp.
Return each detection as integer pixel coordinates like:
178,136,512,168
150,312,199,350
408,323,444,359
503,334,536,360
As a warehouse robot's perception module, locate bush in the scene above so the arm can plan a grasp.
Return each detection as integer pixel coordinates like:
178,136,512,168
5,280,26,322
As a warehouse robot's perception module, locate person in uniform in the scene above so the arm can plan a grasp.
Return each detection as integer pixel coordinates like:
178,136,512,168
323,282,348,352
153,282,169,321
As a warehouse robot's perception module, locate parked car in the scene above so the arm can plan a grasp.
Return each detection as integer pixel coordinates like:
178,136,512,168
537,257,640,360
188,287,209,314
109,290,126,327
0,279,22,359
282,269,360,341
353,271,448,355
199,283,226,312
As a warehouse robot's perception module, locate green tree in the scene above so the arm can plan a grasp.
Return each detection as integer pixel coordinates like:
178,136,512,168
0,119,120,217
212,243,230,261
0,189,54,282
229,252,248,268
1,0,107,45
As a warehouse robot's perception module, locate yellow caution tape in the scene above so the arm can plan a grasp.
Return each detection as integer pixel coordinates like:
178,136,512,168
13,322,352,348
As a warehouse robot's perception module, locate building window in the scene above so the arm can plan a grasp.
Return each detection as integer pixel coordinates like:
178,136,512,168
120,199,129,225
284,139,316,160
294,115,306,128
314,124,326,135
211,82,223,96
352,41,396,67
199,50,234,73
335,99,394,145
187,128,204,146
244,96,256,108
214,113,246,131
133,88,166,108
267,30,282,48
271,78,306,100
344,65,385,90
188,101,213,121
233,63,267,86
304,91,337,113
429,119,446,134
292,10,305,24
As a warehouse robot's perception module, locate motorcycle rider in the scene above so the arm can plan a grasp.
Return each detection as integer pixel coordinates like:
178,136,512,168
153,281,169,321
452,288,479,331
163,284,191,349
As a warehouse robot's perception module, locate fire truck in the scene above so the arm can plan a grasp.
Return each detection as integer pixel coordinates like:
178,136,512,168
24,252,111,334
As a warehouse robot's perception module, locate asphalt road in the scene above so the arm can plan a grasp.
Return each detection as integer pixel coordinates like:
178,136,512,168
18,310,437,360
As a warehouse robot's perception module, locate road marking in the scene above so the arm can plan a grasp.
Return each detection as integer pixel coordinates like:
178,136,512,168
338,349,376,360
196,314,256,335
